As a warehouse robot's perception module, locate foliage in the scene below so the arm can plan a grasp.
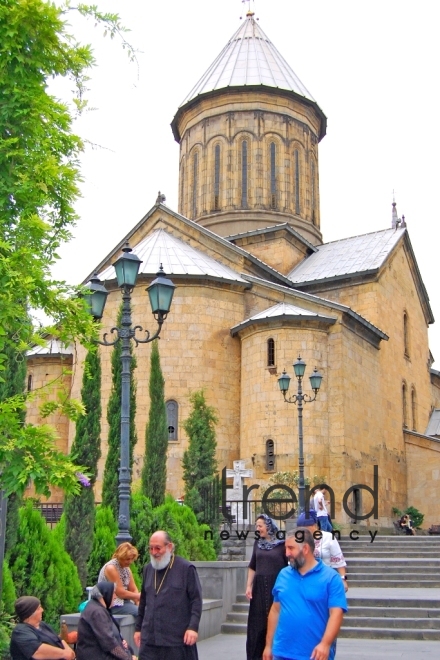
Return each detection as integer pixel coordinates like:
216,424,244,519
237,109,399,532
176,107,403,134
0,0,137,499
182,390,218,529
65,349,102,587
1,561,16,616
392,505,424,529
0,607,14,660
102,306,137,518
130,492,216,569
130,491,154,571
142,341,167,508
86,505,117,585
52,512,66,546
8,500,82,627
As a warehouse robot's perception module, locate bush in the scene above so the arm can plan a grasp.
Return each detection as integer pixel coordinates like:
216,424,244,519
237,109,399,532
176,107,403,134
86,505,117,585
130,492,154,570
392,505,424,529
0,608,14,660
1,561,16,616
8,500,82,627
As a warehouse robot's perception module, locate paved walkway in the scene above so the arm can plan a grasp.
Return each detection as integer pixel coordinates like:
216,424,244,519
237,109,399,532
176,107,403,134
198,634,440,659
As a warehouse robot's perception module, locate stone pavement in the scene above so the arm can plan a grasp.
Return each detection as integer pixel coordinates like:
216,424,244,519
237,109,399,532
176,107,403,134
198,634,440,659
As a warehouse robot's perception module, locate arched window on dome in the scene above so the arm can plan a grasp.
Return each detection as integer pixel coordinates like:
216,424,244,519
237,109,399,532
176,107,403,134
266,439,275,471
214,144,221,211
192,152,198,218
311,160,316,224
267,338,275,367
166,400,178,441
402,381,408,429
294,149,300,215
411,387,417,431
241,140,248,208
180,161,185,214
270,142,277,209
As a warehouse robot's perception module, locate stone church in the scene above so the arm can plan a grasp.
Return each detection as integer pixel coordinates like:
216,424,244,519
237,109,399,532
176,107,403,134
27,10,440,527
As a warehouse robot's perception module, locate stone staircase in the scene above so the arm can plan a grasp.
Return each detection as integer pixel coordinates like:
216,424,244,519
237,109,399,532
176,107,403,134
221,534,440,639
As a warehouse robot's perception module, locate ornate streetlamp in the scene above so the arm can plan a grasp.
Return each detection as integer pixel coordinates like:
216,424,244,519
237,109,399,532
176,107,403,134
84,243,175,544
278,356,323,515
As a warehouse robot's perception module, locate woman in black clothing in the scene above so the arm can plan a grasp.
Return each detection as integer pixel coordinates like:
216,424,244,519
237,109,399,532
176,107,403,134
10,596,75,660
76,582,134,660
245,514,288,660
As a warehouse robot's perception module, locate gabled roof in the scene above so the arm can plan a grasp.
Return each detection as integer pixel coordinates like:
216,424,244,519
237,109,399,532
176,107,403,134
288,226,434,325
426,409,440,437
27,339,73,358
226,223,318,253
288,228,406,284
179,14,316,107
98,228,248,285
230,302,336,335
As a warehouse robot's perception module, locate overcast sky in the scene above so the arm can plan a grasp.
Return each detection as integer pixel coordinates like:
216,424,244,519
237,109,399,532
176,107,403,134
52,0,440,365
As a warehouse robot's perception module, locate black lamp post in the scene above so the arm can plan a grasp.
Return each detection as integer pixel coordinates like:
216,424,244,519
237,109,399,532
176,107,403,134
278,355,323,515
84,243,175,545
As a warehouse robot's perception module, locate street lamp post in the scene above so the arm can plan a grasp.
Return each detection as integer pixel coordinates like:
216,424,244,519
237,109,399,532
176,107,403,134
84,243,175,545
278,356,323,515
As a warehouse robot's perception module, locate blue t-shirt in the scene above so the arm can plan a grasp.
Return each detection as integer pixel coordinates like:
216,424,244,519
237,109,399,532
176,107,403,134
272,559,347,660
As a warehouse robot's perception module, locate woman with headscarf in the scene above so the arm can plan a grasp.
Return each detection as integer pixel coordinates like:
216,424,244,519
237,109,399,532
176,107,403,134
76,582,134,660
10,596,75,660
245,514,288,660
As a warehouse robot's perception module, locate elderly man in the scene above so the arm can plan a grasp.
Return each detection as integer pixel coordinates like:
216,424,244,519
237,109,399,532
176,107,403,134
263,528,347,660
134,530,202,660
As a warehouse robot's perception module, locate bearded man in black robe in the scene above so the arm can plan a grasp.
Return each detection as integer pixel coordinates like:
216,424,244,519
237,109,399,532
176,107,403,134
134,530,203,660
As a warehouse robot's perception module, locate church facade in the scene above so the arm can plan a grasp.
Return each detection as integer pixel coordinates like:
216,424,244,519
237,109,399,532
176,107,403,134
27,11,440,528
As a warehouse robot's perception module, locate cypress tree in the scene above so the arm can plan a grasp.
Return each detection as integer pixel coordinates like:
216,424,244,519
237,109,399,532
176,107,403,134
182,390,219,527
9,501,82,627
0,341,27,554
64,349,102,587
102,305,137,518
141,340,168,507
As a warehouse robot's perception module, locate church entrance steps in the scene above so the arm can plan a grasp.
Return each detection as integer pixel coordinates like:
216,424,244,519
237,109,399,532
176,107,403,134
220,596,440,639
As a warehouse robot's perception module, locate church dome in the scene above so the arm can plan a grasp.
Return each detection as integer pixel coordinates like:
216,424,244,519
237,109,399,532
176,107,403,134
171,12,326,245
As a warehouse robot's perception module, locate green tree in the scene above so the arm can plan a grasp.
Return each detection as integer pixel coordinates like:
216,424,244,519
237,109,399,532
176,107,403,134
64,349,102,587
142,341,167,507
102,306,137,518
182,390,218,527
0,0,132,498
8,501,82,626
86,505,117,585
0,341,27,553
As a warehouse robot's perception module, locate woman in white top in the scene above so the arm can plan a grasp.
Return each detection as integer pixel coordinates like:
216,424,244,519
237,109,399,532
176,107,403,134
297,510,348,592
98,542,140,615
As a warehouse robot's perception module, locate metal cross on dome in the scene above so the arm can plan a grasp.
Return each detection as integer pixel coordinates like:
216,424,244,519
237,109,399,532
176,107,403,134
242,0,255,14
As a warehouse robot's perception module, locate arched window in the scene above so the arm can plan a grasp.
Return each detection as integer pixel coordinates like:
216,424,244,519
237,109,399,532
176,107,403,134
402,382,408,429
294,149,300,214
311,160,316,224
192,152,198,218
403,312,410,358
180,161,185,214
267,338,275,367
214,144,220,211
270,142,277,209
166,400,178,441
27,374,33,392
411,388,417,431
241,141,248,208
266,439,275,471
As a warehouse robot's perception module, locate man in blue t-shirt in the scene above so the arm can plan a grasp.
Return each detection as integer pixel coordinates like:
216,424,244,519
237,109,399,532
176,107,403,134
263,527,347,660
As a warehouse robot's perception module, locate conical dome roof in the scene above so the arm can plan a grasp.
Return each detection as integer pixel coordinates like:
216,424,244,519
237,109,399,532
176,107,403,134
179,12,316,107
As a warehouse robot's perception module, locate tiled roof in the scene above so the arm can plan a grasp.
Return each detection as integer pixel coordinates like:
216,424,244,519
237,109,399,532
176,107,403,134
288,228,406,285
27,339,74,357
230,302,336,335
426,409,440,437
98,228,248,284
180,13,316,107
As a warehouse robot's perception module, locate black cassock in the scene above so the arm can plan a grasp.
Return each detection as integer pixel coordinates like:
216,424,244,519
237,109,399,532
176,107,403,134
136,555,202,660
